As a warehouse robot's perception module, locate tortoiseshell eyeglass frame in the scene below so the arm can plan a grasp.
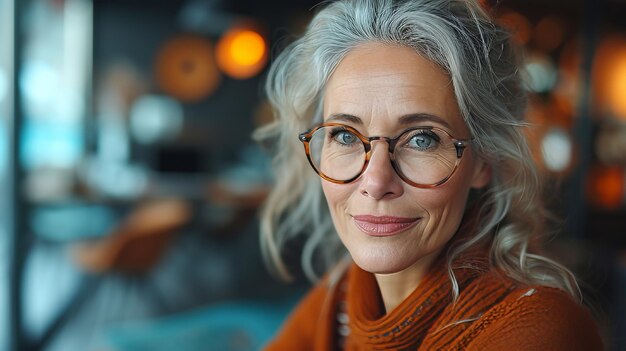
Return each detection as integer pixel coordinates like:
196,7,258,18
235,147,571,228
298,122,473,188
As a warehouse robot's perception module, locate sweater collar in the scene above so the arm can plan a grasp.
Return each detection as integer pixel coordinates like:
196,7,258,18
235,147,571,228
344,255,483,349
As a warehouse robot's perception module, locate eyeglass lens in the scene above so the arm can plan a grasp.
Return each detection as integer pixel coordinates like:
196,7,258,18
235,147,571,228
307,125,459,186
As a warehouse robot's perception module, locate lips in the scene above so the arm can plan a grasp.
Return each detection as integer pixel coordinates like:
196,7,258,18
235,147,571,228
352,215,420,237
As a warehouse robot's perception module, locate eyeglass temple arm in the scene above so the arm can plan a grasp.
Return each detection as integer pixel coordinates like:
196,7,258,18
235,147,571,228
454,140,471,158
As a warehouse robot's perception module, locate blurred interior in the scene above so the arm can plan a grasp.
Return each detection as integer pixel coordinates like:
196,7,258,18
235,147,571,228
0,0,625,350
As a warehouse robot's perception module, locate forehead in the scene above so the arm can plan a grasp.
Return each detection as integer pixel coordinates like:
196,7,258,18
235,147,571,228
323,42,467,135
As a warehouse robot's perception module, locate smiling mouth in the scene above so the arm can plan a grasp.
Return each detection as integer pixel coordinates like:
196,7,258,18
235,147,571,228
352,215,421,237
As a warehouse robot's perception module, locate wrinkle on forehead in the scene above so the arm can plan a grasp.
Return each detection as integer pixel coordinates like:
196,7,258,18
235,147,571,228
323,42,466,135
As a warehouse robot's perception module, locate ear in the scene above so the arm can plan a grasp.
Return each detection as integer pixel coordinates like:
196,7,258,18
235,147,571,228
470,159,492,189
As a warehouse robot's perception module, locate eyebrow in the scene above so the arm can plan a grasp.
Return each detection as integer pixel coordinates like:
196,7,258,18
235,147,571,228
326,112,452,130
399,113,453,130
326,113,362,124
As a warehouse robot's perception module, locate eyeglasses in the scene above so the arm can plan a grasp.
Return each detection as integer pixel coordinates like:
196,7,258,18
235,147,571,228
298,123,472,188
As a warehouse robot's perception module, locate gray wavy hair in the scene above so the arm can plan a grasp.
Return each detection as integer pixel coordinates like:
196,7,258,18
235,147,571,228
255,0,580,300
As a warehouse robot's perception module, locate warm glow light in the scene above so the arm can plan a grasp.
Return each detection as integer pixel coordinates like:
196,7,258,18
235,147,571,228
498,11,531,45
217,27,268,80
587,166,625,210
230,31,265,66
553,38,583,118
478,0,491,10
532,16,566,52
155,36,221,102
593,36,626,121
607,56,626,118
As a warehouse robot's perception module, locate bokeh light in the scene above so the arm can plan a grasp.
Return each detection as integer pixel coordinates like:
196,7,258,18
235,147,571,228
593,36,626,120
606,53,626,119
155,35,221,102
525,54,558,93
541,128,573,173
554,37,582,118
129,94,184,145
216,26,268,79
532,16,566,52
587,166,625,210
498,11,532,45
20,60,58,117
596,121,626,165
230,31,265,66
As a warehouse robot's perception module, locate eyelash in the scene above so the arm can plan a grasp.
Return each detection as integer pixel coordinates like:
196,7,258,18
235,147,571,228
326,126,442,145
329,128,358,145
407,129,440,141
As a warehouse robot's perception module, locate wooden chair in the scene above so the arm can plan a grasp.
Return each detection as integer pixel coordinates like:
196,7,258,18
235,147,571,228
72,199,192,274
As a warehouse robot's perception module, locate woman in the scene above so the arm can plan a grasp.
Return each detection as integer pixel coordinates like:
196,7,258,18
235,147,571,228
256,0,604,349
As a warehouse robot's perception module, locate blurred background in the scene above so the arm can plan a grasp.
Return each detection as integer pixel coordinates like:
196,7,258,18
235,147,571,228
0,0,624,350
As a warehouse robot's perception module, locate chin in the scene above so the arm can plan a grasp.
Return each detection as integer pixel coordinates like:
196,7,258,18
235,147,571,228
348,248,416,275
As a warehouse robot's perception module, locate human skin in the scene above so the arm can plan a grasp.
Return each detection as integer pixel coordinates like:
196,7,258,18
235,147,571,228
321,42,491,313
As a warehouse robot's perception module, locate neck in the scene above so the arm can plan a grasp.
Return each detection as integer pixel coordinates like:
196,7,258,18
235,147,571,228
374,250,442,313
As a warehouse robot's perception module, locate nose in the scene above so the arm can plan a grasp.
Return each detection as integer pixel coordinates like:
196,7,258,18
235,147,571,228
359,140,404,200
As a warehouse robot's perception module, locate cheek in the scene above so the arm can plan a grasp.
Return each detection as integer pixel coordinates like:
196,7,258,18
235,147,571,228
417,174,474,231
321,181,354,222
420,180,471,208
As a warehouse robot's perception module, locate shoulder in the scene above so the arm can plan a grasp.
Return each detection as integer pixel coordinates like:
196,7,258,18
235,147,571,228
263,275,339,351
466,285,604,351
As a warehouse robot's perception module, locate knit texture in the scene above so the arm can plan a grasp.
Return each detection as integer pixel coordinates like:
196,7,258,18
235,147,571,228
264,261,603,350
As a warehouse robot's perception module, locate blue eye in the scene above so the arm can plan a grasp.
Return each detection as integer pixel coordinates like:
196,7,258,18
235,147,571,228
407,131,439,150
331,130,358,145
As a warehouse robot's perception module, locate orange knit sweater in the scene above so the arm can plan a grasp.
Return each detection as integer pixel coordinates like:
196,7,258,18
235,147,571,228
264,261,603,350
